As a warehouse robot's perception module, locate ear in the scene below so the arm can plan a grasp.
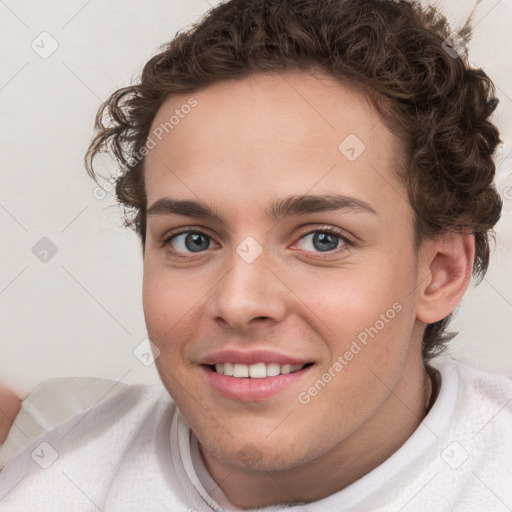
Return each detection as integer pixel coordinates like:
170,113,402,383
416,233,475,324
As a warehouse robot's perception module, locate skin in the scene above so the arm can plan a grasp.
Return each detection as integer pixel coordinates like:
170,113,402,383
142,70,474,508
0,387,21,444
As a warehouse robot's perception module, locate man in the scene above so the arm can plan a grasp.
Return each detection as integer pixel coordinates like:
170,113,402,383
1,0,511,510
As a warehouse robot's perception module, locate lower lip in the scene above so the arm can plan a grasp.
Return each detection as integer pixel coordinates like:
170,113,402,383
201,365,313,402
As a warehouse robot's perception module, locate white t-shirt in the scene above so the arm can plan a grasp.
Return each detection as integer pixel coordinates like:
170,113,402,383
0,357,511,511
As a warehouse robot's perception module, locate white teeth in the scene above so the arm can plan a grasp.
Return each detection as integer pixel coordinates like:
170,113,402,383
233,364,249,378
266,363,281,377
214,362,305,377
249,363,267,379
280,364,292,375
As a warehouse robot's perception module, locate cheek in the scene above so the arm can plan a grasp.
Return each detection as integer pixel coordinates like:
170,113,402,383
290,261,413,336
142,264,194,351
288,266,416,430
287,256,418,398
142,267,207,406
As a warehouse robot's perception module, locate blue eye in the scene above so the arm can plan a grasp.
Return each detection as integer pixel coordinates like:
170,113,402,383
296,229,347,253
162,226,351,258
165,231,218,254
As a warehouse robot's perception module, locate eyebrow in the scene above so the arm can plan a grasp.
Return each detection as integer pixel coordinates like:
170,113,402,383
146,194,377,221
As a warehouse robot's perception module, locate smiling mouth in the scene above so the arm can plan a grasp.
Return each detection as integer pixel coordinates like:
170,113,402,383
208,362,314,378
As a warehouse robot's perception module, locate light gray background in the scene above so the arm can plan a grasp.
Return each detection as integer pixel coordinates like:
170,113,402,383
1,0,511,398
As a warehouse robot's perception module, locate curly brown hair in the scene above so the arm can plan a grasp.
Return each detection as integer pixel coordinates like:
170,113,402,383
85,0,502,362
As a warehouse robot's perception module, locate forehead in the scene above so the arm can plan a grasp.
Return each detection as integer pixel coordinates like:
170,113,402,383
144,70,408,222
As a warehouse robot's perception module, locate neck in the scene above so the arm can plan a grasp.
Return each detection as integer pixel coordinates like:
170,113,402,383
200,357,433,509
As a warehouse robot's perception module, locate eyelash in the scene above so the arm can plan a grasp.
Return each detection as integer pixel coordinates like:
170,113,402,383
160,225,354,259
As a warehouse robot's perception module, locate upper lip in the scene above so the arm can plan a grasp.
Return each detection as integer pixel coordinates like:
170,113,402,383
199,349,312,366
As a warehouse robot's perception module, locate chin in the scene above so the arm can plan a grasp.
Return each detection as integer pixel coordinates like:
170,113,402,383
199,430,316,473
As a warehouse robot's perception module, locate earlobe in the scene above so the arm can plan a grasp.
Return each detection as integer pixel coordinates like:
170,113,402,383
416,234,475,324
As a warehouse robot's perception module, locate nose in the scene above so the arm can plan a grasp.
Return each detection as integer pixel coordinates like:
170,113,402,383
207,245,287,332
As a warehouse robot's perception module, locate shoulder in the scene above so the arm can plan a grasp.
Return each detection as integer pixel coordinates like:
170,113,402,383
432,356,512,410
0,377,176,506
342,358,512,511
426,357,512,469
424,358,512,509
0,377,167,468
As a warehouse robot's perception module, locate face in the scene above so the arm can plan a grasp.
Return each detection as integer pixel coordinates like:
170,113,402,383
143,70,424,472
